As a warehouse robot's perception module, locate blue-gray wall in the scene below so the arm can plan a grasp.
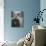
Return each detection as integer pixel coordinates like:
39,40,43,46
4,0,40,42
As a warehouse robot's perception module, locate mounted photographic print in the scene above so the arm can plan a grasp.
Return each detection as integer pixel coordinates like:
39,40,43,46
11,11,24,27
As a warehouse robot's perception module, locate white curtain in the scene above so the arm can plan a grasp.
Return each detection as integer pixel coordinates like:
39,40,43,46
0,0,4,42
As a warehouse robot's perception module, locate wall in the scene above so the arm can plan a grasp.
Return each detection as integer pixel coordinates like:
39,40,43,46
40,0,46,27
4,0,40,42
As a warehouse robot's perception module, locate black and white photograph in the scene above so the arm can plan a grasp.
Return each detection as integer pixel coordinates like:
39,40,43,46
11,11,24,27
